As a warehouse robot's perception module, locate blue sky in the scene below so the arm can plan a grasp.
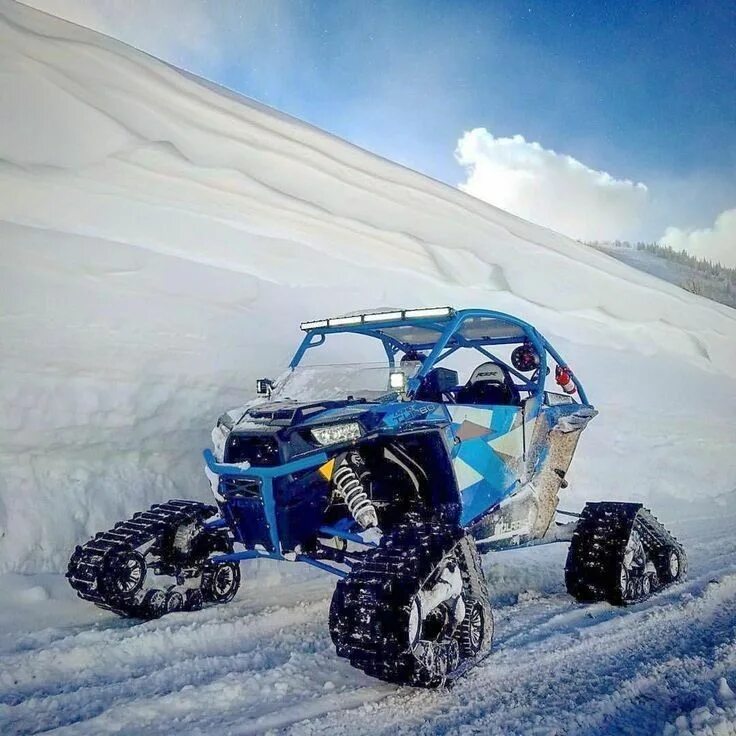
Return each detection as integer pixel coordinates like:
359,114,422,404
216,0,734,184
25,0,736,262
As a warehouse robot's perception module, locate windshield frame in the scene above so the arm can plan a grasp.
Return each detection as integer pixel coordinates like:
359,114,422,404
270,361,422,403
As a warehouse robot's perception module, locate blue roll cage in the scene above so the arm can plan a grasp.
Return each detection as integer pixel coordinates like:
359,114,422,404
204,308,590,576
288,308,589,403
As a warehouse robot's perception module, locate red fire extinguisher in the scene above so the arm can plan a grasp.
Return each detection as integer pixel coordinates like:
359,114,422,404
555,365,577,395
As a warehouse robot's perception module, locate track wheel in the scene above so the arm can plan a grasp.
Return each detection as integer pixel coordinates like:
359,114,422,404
185,589,204,611
202,561,241,603
164,589,184,613
660,546,687,584
329,518,493,688
459,598,488,658
142,589,167,618
615,528,650,603
566,502,686,607
102,550,146,598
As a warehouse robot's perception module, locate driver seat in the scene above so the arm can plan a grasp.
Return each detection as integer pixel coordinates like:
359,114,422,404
455,362,520,406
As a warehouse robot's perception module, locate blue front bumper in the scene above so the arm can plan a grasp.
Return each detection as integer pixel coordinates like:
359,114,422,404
203,448,329,557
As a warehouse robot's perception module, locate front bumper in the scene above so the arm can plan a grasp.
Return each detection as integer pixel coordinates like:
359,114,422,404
203,448,329,556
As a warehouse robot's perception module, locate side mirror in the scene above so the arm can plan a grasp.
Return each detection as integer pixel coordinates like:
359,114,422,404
216,412,234,430
256,378,274,396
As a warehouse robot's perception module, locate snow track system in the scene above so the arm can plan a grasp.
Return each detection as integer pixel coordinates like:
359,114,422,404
67,500,239,619
565,502,687,605
329,518,493,687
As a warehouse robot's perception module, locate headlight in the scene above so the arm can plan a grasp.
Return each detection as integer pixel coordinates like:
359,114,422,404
311,421,363,446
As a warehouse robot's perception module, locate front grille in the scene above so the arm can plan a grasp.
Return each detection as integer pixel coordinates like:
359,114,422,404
225,434,281,466
220,477,261,498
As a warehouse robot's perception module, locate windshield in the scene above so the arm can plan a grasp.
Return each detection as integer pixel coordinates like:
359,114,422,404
270,362,421,402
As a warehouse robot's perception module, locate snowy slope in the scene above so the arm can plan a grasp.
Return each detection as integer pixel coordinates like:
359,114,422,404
1,2,736,733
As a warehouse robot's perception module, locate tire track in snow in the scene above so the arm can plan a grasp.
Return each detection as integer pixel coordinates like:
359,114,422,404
289,574,736,735
0,592,382,735
1,599,323,697
3,517,735,734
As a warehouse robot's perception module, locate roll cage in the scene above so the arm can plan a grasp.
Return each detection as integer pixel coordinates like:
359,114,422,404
290,307,590,405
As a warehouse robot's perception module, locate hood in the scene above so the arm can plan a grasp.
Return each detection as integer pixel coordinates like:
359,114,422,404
234,399,376,432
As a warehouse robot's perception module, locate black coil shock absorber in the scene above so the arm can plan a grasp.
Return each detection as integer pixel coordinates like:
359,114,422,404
332,451,378,529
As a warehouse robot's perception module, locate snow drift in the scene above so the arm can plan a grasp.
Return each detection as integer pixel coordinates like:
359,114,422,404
1,0,735,573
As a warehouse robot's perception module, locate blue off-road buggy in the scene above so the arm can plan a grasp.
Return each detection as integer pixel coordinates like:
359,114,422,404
68,307,686,686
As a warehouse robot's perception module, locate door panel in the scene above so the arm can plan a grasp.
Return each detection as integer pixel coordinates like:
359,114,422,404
447,404,525,525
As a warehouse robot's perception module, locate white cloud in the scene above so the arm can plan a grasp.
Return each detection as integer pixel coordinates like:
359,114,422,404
659,208,736,267
455,128,649,241
20,0,223,72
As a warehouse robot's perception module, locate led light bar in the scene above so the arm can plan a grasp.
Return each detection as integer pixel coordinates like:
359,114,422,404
363,310,403,323
300,319,328,330
299,307,455,331
404,307,453,319
328,315,362,327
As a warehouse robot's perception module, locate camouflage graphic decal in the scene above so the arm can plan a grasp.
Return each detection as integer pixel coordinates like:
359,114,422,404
448,404,525,524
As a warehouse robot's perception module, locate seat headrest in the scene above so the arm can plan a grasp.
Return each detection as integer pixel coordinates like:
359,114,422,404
468,362,507,385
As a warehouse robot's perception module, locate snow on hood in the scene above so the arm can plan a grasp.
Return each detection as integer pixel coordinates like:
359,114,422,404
1,0,735,572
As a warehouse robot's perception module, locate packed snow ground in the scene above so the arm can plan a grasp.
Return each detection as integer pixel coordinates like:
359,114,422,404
1,1,736,734
2,503,736,735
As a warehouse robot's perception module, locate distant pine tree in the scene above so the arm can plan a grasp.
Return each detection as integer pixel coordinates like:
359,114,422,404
583,240,736,309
